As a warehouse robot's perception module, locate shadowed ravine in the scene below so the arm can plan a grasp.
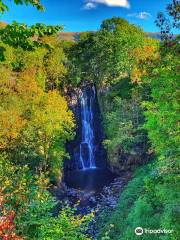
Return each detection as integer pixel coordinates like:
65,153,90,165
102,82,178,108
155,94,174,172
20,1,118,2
64,85,117,191
54,85,132,238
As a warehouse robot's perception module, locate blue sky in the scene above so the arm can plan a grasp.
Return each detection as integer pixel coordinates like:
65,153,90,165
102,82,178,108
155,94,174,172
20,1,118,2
0,0,172,32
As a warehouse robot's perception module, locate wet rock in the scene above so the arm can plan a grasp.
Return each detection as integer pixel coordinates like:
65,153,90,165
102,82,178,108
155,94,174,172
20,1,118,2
54,171,132,239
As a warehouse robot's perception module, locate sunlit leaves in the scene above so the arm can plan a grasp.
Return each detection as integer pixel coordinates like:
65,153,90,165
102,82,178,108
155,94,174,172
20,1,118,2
0,38,74,180
68,17,147,87
44,42,67,90
0,22,62,51
143,57,180,173
27,90,75,178
101,17,129,32
0,0,44,13
0,197,23,240
0,109,27,149
0,1,8,12
0,156,91,239
131,37,159,84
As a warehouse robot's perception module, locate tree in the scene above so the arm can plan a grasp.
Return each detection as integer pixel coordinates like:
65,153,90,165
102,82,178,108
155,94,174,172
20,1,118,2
0,195,23,240
131,36,159,84
67,17,147,87
44,36,67,90
0,39,74,181
0,155,91,240
0,0,62,60
155,0,180,41
0,0,44,13
67,17,158,172
100,17,129,32
0,22,62,53
143,46,179,172
142,0,180,171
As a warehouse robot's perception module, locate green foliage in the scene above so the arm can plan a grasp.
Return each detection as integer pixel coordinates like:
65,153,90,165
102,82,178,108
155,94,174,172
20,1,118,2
143,51,180,173
0,4,179,239
67,17,147,87
38,208,92,240
0,155,91,240
0,22,62,52
0,0,44,13
0,14,81,238
97,9,179,240
65,17,157,173
103,90,145,153
97,165,152,240
98,78,148,170
44,38,67,90
100,17,129,32
98,163,179,240
0,33,75,182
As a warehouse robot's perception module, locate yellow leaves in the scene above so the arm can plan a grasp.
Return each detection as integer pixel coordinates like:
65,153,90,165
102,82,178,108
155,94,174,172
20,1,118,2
4,179,11,187
32,90,75,136
41,35,58,45
0,22,7,28
45,46,67,88
130,38,160,84
131,66,142,84
133,45,158,62
0,41,74,178
0,109,27,149
0,64,45,151
36,174,50,189
0,65,15,93
17,70,43,101
131,66,147,84
38,146,45,155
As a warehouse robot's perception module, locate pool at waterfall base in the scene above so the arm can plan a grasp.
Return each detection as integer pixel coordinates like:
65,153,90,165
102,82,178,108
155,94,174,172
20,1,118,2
64,168,117,192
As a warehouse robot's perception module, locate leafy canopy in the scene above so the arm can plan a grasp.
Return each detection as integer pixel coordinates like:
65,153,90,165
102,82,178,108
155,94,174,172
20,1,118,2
0,22,62,52
0,0,44,13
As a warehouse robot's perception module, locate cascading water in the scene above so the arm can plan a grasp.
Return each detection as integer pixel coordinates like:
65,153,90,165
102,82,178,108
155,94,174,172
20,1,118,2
79,86,96,169
65,85,116,191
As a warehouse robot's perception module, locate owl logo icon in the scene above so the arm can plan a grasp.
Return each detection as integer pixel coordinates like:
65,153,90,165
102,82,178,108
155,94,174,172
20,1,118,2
135,227,144,236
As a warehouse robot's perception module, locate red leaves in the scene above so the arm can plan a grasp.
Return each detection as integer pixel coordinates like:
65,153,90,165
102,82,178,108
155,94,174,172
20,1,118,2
0,195,23,240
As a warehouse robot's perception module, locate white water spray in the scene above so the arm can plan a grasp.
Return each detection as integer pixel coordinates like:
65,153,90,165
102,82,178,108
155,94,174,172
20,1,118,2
79,86,96,169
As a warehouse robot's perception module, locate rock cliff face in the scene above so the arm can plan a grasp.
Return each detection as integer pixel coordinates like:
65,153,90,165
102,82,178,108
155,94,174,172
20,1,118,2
65,84,107,171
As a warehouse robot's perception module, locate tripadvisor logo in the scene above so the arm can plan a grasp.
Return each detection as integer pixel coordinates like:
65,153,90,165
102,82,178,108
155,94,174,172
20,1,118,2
135,227,174,236
135,227,144,236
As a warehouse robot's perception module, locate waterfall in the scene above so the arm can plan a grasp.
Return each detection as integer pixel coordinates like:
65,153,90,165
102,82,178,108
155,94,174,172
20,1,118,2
79,86,96,169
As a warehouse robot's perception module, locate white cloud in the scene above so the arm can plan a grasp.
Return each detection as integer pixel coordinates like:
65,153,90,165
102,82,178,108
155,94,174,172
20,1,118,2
128,11,152,20
84,0,130,9
84,2,97,9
